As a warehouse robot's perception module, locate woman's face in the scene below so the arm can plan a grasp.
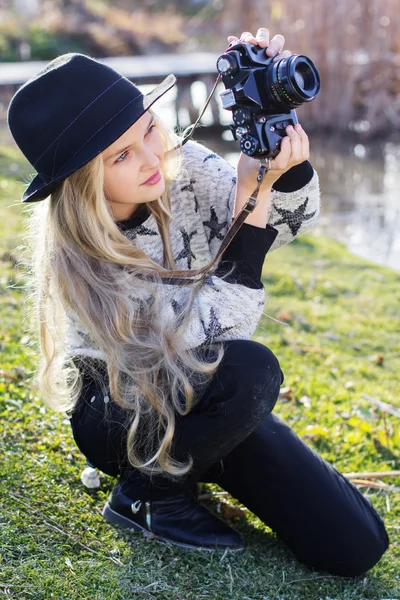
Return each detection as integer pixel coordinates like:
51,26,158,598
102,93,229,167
102,110,165,221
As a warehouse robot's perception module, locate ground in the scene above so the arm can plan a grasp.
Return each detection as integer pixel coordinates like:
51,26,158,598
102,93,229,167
0,144,399,599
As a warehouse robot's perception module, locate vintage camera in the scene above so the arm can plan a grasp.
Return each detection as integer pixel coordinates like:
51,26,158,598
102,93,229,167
216,41,321,159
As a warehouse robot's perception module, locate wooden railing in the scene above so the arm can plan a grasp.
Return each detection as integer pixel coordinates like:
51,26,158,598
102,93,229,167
0,53,224,127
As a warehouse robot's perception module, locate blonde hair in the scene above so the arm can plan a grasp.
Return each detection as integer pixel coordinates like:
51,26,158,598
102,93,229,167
23,110,235,480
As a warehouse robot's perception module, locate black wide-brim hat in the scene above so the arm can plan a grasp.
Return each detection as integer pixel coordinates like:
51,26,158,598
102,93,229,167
7,53,176,202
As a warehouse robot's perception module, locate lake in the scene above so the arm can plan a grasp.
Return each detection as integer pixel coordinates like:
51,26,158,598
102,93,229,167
216,134,400,274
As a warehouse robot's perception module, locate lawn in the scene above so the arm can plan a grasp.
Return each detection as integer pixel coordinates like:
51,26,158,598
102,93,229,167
0,144,399,599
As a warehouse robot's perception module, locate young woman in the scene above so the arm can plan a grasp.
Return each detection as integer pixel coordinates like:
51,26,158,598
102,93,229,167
7,28,389,577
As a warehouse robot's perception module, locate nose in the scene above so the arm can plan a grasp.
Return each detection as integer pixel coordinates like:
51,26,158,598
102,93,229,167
139,142,160,172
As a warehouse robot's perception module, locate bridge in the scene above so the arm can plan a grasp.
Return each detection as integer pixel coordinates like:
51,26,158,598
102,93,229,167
0,53,227,128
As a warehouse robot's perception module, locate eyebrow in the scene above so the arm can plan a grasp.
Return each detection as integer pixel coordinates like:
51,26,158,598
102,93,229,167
106,114,155,162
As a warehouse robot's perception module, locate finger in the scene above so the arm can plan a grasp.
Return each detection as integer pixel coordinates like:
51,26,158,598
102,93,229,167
294,124,310,160
266,34,285,57
255,27,270,47
273,127,301,170
227,36,240,47
270,135,291,170
240,31,257,43
285,125,302,163
273,49,292,62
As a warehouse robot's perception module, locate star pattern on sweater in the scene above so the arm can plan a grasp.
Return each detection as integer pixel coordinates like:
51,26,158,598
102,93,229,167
170,298,181,316
200,306,235,345
76,329,93,347
203,153,218,162
181,179,199,212
170,298,185,327
271,197,316,237
201,276,223,292
128,294,154,313
203,207,227,243
176,228,197,269
227,179,236,213
128,225,158,239
181,179,196,193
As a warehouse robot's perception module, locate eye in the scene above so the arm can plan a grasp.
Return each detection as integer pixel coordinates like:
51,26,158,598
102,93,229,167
115,150,128,163
114,124,156,164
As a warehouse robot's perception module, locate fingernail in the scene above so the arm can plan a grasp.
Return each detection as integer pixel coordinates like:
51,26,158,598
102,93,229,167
287,125,293,131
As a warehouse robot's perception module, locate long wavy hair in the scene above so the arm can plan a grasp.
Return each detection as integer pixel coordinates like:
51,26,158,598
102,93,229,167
22,109,236,480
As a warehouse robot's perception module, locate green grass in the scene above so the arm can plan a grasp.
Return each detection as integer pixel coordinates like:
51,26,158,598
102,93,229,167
0,147,399,599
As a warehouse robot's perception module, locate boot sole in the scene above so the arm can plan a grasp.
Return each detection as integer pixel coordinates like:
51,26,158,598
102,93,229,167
102,501,245,553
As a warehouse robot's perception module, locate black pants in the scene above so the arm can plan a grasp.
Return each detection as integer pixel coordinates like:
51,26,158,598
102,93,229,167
69,340,389,577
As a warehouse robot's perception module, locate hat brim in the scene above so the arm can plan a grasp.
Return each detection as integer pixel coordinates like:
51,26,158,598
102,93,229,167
21,73,176,202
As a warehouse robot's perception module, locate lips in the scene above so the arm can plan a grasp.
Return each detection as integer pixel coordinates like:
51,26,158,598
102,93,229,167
142,170,161,185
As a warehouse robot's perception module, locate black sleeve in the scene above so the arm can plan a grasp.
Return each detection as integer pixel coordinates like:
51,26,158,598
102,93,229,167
272,160,314,193
213,223,278,290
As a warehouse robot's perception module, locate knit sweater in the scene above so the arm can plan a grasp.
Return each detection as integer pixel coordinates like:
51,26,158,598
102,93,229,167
63,139,320,360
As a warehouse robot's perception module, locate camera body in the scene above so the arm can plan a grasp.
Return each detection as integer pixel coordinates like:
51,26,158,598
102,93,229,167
216,41,321,159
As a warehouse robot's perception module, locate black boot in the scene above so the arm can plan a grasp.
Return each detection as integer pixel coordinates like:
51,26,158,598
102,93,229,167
101,482,245,551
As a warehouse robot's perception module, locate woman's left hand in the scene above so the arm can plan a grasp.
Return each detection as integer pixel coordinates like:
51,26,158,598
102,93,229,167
227,27,291,61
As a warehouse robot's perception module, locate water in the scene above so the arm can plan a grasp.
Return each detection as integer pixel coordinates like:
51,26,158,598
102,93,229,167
219,136,400,274
2,80,399,271
306,138,400,273
142,81,400,272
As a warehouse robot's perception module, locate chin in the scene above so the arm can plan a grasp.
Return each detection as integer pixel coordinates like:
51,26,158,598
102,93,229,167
149,179,166,198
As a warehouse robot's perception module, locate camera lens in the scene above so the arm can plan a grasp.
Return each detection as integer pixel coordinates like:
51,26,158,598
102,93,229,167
264,54,321,110
294,69,305,90
293,60,317,94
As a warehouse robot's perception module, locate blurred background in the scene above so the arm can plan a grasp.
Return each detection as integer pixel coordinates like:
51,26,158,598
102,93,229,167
0,0,399,270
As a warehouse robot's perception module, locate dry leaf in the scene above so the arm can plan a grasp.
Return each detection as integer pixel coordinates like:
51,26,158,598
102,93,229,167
13,366,26,379
372,354,385,365
279,386,294,401
217,501,247,519
279,386,294,400
373,437,385,451
277,311,293,322
350,479,389,488
0,370,18,381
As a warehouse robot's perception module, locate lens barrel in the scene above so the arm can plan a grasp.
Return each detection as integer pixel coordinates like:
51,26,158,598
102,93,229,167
265,54,321,110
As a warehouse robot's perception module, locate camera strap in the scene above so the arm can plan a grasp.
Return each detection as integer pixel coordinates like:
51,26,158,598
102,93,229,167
158,159,271,283
158,53,273,284
204,156,272,268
